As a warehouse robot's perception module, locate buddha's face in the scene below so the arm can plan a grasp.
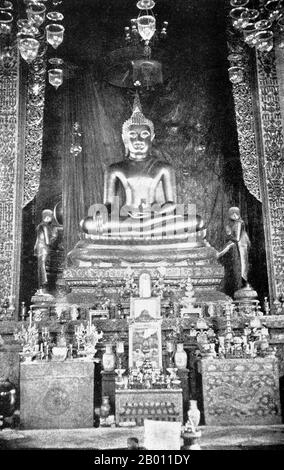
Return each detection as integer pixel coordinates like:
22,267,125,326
125,124,153,160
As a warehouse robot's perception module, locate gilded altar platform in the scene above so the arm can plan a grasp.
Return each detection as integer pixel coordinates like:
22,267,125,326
63,239,227,306
68,236,213,265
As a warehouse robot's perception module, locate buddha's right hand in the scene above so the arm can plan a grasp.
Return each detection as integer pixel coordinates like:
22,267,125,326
80,215,104,234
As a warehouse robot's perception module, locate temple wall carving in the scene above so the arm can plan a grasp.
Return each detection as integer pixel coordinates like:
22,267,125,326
200,357,282,425
0,50,46,310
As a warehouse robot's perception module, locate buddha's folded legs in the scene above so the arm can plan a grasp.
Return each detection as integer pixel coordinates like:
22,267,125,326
84,213,205,237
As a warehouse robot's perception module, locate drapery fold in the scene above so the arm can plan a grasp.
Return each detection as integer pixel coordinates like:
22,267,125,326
62,72,126,254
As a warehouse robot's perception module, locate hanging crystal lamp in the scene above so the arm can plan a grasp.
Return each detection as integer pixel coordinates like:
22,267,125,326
46,11,64,22
26,2,46,28
136,0,156,58
0,11,13,34
45,23,64,49
0,1,13,11
229,0,284,53
18,37,40,63
48,67,63,89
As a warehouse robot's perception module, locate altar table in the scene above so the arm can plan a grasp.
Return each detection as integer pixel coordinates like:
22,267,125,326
20,360,94,429
199,357,282,425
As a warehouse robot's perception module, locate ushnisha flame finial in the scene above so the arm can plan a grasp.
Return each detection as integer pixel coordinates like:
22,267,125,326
122,90,155,139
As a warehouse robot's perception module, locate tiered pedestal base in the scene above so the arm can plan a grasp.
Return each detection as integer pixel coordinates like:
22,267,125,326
63,243,228,308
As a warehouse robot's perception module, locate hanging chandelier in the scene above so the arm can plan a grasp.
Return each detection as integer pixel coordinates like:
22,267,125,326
0,0,65,89
124,0,168,59
229,0,284,52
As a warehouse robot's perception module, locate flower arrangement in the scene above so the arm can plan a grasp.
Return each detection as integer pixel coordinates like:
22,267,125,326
167,315,186,344
152,273,166,297
14,324,39,355
74,323,103,357
116,267,138,298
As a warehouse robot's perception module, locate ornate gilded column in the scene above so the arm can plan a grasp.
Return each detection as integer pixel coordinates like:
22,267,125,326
0,43,46,317
227,43,262,203
255,50,284,306
0,47,22,314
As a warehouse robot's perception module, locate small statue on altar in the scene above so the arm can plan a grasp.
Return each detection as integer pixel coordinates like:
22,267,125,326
34,209,58,294
217,207,251,287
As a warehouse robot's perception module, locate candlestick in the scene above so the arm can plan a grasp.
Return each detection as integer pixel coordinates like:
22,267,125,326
20,302,26,321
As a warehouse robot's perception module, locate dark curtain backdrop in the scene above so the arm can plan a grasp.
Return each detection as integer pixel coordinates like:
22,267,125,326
62,74,127,254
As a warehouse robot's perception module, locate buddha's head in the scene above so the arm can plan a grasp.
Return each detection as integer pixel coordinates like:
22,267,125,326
228,206,240,221
122,93,155,160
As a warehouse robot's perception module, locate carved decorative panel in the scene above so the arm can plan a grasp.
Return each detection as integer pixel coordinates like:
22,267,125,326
200,357,281,425
0,44,46,310
20,361,94,429
226,41,261,202
256,51,284,299
0,49,19,306
23,56,46,207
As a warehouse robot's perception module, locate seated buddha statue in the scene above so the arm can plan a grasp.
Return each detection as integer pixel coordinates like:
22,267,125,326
80,95,206,243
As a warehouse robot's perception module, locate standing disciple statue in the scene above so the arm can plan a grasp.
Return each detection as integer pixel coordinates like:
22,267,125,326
34,209,58,294
217,207,251,287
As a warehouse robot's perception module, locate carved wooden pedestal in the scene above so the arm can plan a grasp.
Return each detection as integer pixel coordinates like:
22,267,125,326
63,254,228,308
20,360,94,429
199,357,282,425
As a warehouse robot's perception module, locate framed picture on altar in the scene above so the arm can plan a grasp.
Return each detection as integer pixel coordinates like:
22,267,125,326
130,297,161,320
128,321,162,369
